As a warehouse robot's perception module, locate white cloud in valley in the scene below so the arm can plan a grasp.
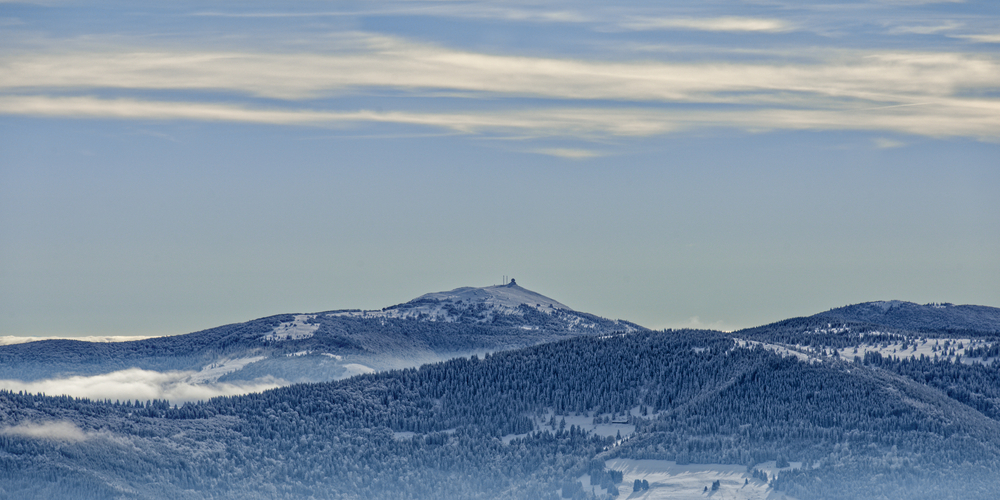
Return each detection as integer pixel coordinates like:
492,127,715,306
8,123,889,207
0,368,283,404
0,421,89,442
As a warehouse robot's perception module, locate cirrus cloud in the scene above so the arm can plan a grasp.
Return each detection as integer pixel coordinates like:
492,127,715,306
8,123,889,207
2,94,998,140
2,37,998,103
1,35,998,142
621,16,793,33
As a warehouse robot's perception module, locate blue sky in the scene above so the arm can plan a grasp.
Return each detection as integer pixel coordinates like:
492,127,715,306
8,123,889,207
1,0,998,337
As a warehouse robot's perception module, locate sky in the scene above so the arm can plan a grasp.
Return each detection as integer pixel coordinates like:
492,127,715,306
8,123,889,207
1,0,998,338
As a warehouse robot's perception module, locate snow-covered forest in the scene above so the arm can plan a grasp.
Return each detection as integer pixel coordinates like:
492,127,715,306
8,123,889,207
3,327,1000,499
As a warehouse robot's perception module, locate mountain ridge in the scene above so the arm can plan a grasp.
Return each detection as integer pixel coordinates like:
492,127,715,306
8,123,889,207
0,282,642,390
817,300,1000,334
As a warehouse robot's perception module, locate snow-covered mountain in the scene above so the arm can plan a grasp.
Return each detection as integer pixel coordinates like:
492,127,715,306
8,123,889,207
0,281,643,401
383,279,572,318
327,280,626,331
415,279,570,310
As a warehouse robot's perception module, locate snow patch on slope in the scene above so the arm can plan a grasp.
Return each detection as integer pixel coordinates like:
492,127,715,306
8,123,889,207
189,356,267,383
263,315,318,341
737,340,817,364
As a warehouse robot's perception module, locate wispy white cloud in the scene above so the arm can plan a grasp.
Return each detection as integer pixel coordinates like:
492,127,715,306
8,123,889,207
190,6,776,32
3,94,999,140
0,421,88,442
2,35,999,141
6,93,1000,141
532,148,604,159
622,16,793,33
723,100,1000,139
406,4,591,23
876,0,964,4
0,368,283,403
952,34,1000,44
190,11,355,19
888,21,963,35
0,95,679,136
191,3,591,24
873,137,906,148
3,39,997,105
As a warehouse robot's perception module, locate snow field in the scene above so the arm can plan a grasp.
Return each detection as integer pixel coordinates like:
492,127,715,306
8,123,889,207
737,338,998,366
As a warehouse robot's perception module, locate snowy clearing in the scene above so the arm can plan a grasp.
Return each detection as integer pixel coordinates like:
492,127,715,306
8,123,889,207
736,340,814,363
262,315,319,341
737,338,999,366
837,338,996,365
605,459,798,500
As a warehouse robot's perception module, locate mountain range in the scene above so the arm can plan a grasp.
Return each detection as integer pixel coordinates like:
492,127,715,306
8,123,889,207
1,283,999,499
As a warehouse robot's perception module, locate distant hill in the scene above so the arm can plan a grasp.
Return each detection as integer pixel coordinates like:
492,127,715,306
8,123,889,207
816,301,1000,334
734,300,1000,349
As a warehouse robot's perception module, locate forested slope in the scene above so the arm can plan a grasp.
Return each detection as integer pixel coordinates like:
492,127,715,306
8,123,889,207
2,329,998,499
